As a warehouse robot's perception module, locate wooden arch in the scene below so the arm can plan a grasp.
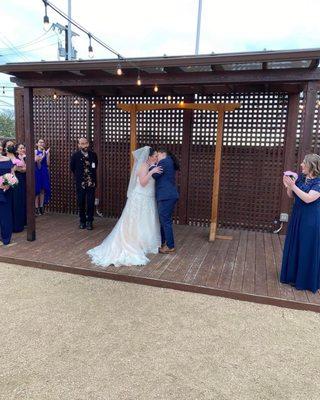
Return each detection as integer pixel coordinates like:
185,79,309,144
117,102,241,241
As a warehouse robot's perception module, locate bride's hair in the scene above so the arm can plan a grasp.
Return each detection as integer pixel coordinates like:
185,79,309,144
157,147,180,171
149,147,156,157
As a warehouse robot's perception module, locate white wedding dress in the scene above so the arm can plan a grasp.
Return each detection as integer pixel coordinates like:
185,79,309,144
87,147,161,267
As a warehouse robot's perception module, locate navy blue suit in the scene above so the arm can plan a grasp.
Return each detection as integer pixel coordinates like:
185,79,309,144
152,156,179,249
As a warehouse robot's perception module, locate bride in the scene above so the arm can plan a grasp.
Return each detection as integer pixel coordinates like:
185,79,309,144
87,146,162,267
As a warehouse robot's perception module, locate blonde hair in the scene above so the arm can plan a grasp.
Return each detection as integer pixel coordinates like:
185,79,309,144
303,154,320,177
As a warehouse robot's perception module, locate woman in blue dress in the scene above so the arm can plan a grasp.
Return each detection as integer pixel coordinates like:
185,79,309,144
281,153,320,293
2,140,26,232
0,153,15,245
35,138,51,215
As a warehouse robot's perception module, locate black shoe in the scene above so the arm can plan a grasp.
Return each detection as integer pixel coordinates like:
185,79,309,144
79,222,86,229
86,222,93,230
39,206,45,215
35,208,40,216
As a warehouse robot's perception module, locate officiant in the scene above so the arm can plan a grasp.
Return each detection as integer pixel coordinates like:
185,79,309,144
70,137,98,230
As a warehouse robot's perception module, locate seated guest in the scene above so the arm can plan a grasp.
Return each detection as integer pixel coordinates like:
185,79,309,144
281,154,320,292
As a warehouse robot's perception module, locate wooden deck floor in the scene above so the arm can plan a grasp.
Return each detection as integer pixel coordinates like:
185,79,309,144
1,213,320,312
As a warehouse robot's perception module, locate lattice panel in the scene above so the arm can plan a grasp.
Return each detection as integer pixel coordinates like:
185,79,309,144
188,92,288,230
311,92,320,154
17,89,319,232
33,91,87,214
102,96,131,217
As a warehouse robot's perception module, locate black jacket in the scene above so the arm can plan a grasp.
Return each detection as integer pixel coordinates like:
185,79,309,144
70,150,98,189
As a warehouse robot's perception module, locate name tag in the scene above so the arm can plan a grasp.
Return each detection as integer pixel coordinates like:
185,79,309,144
92,162,96,169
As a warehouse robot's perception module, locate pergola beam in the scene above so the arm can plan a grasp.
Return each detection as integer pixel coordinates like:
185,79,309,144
2,48,320,72
11,68,320,88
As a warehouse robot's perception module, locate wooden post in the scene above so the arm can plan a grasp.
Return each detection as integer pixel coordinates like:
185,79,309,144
209,110,224,241
179,95,194,224
93,97,103,210
130,106,137,168
24,87,36,241
298,82,318,163
280,93,299,233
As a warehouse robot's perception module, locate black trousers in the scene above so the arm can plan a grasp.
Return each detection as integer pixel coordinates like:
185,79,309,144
76,187,95,224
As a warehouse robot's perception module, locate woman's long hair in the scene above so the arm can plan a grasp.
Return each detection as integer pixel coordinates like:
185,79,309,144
158,147,180,171
303,153,320,177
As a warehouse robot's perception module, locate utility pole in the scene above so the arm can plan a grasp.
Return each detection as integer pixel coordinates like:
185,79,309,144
67,0,72,60
52,22,78,61
195,0,202,55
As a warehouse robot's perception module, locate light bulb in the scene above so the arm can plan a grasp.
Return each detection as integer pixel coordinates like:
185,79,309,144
88,45,94,58
167,95,172,101
53,92,57,100
43,15,50,31
180,100,184,105
154,84,159,93
92,102,96,109
74,99,80,105
116,65,122,75
137,75,142,86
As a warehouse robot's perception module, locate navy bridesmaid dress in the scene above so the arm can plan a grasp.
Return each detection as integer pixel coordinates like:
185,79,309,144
13,160,27,232
0,159,14,245
280,174,320,292
35,150,51,205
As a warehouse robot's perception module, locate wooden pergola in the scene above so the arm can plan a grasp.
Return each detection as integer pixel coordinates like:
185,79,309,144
0,48,320,242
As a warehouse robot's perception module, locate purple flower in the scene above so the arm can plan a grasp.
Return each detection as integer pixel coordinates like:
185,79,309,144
284,170,298,180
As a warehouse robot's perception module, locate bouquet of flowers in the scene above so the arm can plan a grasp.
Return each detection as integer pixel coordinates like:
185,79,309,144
0,173,19,190
283,170,298,181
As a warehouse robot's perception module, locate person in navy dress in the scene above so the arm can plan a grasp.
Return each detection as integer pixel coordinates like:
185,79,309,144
2,140,26,232
281,153,320,293
152,147,179,254
35,138,51,215
0,154,15,245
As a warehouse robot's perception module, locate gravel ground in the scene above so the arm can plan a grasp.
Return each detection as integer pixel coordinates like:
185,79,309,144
0,262,320,400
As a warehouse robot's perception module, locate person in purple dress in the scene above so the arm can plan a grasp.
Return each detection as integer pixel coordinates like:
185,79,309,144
281,154,320,292
35,138,51,215
0,152,15,245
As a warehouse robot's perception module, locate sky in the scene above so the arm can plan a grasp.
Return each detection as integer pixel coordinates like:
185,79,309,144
1,0,320,110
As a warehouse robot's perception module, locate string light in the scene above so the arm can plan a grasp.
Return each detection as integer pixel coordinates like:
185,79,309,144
88,34,94,58
116,64,123,75
180,100,184,106
53,92,57,100
153,84,159,93
74,98,80,105
92,102,96,109
167,95,172,101
43,1,50,30
41,0,183,85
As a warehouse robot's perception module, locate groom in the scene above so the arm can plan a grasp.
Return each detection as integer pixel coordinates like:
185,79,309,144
152,148,179,254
